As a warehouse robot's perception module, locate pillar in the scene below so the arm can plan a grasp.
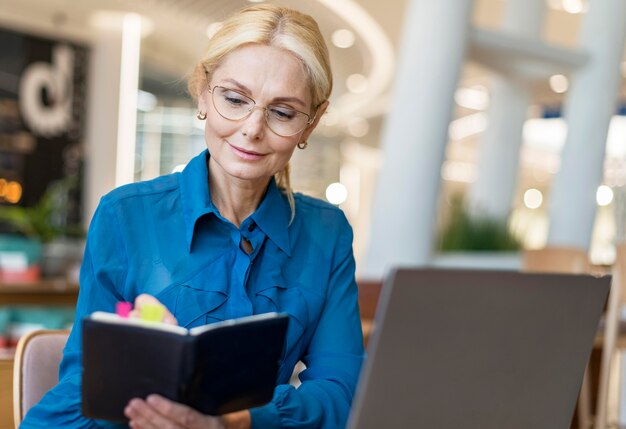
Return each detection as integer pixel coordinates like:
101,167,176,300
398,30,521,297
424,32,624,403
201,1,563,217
468,0,546,218
362,0,475,279
83,12,143,225
547,0,626,249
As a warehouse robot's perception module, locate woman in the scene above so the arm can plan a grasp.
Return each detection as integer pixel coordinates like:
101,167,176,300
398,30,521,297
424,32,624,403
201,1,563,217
22,4,364,429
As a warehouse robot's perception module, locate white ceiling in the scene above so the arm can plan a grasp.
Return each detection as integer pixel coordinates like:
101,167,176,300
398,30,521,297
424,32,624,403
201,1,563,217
0,0,623,139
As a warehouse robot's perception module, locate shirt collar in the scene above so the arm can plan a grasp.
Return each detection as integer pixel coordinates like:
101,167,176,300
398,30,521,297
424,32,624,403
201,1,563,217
179,150,218,250
250,178,292,257
179,150,292,256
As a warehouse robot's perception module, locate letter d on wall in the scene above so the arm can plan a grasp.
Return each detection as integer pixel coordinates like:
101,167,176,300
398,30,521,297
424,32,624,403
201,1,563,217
19,44,74,138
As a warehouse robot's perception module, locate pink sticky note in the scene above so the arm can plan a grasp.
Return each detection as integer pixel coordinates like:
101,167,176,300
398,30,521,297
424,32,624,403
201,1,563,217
116,302,132,318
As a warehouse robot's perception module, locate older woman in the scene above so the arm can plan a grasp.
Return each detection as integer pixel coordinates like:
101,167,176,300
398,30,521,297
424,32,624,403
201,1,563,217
22,5,364,429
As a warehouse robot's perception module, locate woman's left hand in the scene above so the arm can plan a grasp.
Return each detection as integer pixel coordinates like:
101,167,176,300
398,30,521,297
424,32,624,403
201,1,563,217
125,394,224,429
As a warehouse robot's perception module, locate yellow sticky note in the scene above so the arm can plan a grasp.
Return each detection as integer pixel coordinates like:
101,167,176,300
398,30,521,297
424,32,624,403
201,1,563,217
140,303,165,322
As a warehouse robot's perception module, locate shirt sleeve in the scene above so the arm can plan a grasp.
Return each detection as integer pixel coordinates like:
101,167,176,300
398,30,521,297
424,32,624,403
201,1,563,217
250,214,365,429
20,199,129,429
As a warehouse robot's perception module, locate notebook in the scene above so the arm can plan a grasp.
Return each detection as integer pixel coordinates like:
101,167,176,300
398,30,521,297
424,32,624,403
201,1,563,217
81,312,288,421
347,268,610,429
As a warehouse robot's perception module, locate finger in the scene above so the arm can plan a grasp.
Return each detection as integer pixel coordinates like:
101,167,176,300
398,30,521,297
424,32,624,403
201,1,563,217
146,395,218,428
133,294,160,310
146,395,197,426
162,312,178,325
125,398,183,429
132,295,177,325
125,399,153,429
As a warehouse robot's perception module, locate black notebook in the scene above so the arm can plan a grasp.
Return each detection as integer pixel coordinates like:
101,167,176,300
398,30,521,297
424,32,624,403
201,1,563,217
81,311,289,422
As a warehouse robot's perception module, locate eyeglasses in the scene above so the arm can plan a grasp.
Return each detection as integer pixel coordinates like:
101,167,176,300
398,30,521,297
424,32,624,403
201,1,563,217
208,85,314,137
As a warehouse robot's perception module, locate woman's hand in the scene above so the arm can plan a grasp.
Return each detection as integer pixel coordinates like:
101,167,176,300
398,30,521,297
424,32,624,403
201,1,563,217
125,395,250,429
129,294,178,325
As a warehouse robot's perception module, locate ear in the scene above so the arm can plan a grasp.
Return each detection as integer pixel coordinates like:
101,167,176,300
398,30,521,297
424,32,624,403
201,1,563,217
197,88,211,115
300,100,329,142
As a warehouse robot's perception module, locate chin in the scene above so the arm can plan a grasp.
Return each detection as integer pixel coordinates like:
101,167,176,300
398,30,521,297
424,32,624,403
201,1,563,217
223,163,274,183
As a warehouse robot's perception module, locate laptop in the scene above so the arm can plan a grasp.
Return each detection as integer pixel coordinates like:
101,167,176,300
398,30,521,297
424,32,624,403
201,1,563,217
347,268,610,429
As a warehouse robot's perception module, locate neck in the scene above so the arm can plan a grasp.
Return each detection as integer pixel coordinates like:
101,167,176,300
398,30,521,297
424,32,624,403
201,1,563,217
208,157,270,227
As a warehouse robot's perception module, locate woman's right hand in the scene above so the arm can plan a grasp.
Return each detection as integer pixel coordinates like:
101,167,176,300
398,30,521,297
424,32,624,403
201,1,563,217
129,294,178,325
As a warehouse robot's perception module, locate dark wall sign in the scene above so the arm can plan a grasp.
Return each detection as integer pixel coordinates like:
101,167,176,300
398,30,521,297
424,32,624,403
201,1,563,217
0,27,87,226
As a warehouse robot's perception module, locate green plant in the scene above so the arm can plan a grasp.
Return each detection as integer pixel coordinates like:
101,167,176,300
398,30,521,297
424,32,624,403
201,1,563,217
0,177,84,243
438,195,521,252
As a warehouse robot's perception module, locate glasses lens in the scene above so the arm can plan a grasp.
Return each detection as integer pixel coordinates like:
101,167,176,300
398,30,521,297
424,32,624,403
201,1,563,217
211,86,311,137
212,87,254,120
266,105,310,136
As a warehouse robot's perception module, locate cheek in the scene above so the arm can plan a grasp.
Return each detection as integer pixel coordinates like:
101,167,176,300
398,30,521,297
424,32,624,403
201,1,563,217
271,141,298,167
205,115,231,140
271,136,299,155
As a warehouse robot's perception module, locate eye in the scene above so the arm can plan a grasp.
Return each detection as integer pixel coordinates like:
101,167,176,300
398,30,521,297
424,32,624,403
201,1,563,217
220,89,251,107
269,106,296,121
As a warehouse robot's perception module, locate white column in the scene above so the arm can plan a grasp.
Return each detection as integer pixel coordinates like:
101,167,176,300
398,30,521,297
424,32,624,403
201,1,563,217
83,12,143,226
362,0,475,280
468,78,530,217
547,0,626,249
468,0,545,218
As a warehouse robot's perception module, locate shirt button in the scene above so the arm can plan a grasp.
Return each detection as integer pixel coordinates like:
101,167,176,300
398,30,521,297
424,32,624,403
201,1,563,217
248,223,256,232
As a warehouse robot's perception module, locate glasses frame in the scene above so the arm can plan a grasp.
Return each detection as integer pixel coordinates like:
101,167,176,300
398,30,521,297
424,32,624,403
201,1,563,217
207,84,316,137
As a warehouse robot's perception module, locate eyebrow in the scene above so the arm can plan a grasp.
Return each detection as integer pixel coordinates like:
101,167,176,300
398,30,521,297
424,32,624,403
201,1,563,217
221,78,307,108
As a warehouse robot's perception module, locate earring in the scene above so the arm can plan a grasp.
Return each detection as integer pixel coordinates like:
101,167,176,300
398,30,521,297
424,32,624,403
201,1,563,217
197,111,207,120
297,140,308,150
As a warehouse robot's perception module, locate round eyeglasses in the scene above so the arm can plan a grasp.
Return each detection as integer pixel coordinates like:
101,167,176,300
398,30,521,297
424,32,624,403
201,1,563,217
208,86,314,137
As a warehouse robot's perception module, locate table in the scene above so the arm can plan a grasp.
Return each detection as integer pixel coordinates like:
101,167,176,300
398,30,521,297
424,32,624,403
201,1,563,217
0,279,79,306
0,280,78,428
0,349,15,429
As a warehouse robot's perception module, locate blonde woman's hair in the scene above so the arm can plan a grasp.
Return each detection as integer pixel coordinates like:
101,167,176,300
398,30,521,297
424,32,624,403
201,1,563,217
188,4,333,221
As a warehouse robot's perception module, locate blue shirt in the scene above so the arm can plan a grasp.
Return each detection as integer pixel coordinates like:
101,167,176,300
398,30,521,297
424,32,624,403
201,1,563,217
22,150,364,429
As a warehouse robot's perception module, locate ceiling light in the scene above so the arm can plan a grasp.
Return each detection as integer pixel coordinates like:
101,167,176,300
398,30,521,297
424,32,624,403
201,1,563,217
346,74,368,93
523,188,543,209
441,161,477,183
546,0,562,9
448,112,488,140
562,0,584,14
547,0,588,13
597,185,614,206
549,74,569,93
455,86,489,110
137,90,157,112
325,182,348,205
332,29,355,49
172,164,186,173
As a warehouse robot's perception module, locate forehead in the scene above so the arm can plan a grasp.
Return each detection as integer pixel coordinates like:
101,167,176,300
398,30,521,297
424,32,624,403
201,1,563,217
212,44,311,102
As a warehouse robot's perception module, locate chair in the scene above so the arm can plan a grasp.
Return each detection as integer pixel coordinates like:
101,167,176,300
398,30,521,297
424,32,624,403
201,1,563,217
522,246,590,274
595,243,626,429
357,280,383,347
522,246,593,429
12,329,70,428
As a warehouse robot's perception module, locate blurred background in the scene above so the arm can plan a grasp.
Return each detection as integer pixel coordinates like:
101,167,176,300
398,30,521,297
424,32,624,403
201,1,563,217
2,0,626,280
0,0,624,317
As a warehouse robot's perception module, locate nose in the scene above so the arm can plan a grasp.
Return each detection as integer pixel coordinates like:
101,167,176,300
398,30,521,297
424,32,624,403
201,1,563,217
240,108,266,140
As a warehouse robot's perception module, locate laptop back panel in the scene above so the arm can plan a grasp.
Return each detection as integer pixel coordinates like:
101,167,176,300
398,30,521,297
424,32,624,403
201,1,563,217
348,268,610,429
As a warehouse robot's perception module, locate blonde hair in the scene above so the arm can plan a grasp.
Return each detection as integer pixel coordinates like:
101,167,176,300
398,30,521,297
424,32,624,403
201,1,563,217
188,4,333,220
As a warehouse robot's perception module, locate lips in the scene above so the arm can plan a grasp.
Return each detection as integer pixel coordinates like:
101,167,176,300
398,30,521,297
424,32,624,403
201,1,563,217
226,141,267,161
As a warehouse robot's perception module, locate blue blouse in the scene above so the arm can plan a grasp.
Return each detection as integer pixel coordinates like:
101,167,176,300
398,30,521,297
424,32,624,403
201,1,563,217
21,150,364,429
